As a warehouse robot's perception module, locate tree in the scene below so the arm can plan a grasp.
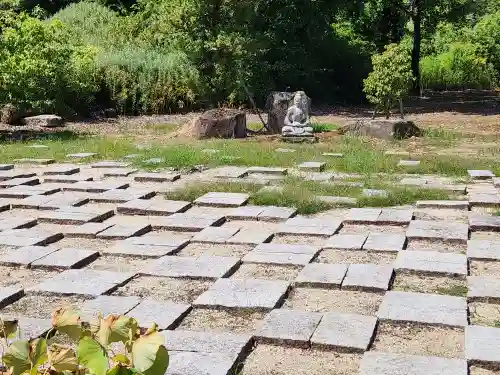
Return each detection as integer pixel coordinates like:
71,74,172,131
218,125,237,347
363,43,413,119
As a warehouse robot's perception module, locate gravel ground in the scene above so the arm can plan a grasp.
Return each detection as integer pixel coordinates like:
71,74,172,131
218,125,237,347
392,273,467,296
230,263,301,281
316,249,396,265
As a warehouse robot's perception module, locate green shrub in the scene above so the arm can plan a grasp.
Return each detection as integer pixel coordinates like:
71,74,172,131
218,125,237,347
1,308,169,375
0,15,99,115
420,42,498,90
311,123,338,133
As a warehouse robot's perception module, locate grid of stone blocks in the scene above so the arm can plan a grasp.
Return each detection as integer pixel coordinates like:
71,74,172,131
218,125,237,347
0,162,500,375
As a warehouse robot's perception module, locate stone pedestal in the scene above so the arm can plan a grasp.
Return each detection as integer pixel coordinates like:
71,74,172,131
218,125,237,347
281,135,318,144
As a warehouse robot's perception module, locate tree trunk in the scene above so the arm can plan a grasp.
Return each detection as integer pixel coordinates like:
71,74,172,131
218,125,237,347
411,0,422,95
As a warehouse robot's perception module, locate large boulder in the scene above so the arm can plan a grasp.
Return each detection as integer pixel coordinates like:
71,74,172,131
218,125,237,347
339,119,422,140
0,104,23,125
21,114,64,127
191,109,246,139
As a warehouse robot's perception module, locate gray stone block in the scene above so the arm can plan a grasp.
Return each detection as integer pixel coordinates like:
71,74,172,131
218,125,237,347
278,217,342,236
258,206,297,222
194,278,290,311
243,243,320,266
344,208,381,224
163,330,252,355
0,246,57,266
134,172,180,182
194,192,250,207
166,351,238,375
397,160,420,167
359,352,467,375
15,317,52,340
63,223,114,238
469,193,500,207
226,205,264,220
468,276,500,302
407,220,469,243
79,295,141,321
128,299,191,329
465,325,500,365
31,248,99,269
91,189,155,203
468,170,495,179
103,168,138,177
91,161,131,168
377,208,413,225
0,164,14,170
143,255,240,279
342,264,393,292
311,312,377,352
103,243,179,258
297,161,326,172
14,158,55,165
192,227,240,243
126,233,191,247
0,287,24,308
96,224,151,240
395,250,467,276
247,167,287,175
362,189,388,198
67,152,97,159
324,234,368,250
467,239,500,260
377,291,467,327
416,200,469,209
0,217,37,231
363,233,406,252
43,164,80,176
255,309,322,347
0,228,63,247
64,180,129,193
43,175,93,184
29,269,135,297
0,176,39,188
39,207,114,225
469,214,500,231
151,213,225,231
117,199,191,216
295,263,348,288
226,229,274,245
0,184,60,198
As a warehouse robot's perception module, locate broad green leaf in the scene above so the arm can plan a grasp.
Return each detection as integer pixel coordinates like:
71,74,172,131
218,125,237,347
51,308,82,340
2,340,30,375
0,318,18,338
29,338,48,369
49,346,78,372
97,315,134,347
112,354,130,365
77,336,108,375
107,365,134,375
131,333,168,375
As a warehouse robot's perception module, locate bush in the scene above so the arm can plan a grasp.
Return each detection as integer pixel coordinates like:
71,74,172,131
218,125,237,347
0,15,99,115
363,43,413,118
420,42,498,90
1,308,169,375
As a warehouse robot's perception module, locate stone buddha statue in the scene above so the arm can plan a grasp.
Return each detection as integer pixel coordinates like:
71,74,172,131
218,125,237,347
282,91,313,136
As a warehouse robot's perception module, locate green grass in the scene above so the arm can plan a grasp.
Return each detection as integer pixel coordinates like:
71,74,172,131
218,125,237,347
311,123,339,133
495,321,500,328
1,133,499,177
145,123,180,134
434,285,468,297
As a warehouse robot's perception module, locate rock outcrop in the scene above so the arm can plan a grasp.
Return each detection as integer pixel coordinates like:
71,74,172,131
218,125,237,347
339,119,421,140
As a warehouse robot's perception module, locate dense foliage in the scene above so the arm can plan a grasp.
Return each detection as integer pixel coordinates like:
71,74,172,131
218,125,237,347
0,0,498,116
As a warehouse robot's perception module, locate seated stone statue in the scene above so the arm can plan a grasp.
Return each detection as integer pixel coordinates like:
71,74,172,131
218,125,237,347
282,91,313,136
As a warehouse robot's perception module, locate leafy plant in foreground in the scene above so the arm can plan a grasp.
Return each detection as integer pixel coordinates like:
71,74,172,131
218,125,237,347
0,308,169,375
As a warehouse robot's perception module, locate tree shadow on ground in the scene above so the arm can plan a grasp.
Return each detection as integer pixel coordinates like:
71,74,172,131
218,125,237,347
313,90,500,117
0,129,88,143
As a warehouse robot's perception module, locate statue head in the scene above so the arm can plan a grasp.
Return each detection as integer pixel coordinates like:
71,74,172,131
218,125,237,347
292,91,309,114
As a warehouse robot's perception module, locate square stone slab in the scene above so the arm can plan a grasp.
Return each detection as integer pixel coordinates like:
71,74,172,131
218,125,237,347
0,217,37,231
134,172,180,182
243,243,320,266
91,161,131,168
38,192,90,210
465,325,500,365
192,227,240,243
344,208,381,224
295,263,348,288
0,246,58,266
166,351,238,375
29,269,135,297
10,194,52,209
162,330,252,355
468,276,500,302
363,233,406,252
65,180,129,193
150,213,225,231
0,184,60,198
324,234,367,250
15,158,55,165
469,214,500,231
42,164,80,176
30,248,99,269
0,228,63,247
0,287,24,308
43,175,94,184
469,193,500,207
117,199,191,216
297,161,326,172
226,229,274,245
258,206,297,222
247,167,287,175
395,250,467,276
103,243,179,258
194,278,290,311
226,205,264,220
211,166,249,179
102,168,138,177
0,176,39,188
468,170,495,179
311,312,377,352
398,160,420,167
377,291,467,327
467,239,500,260
79,295,141,321
362,189,388,198
407,220,469,243
142,255,240,279
13,317,52,340
63,223,114,238
255,309,322,347
0,164,14,171
194,192,250,207
359,352,467,375
342,264,393,292
416,200,469,209
96,224,151,240
39,207,114,225
377,208,413,225
128,299,191,329
90,189,155,203
0,171,36,182
277,217,342,236
66,152,98,159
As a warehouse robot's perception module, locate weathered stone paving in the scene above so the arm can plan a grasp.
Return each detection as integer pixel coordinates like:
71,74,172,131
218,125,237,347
0,162,500,375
